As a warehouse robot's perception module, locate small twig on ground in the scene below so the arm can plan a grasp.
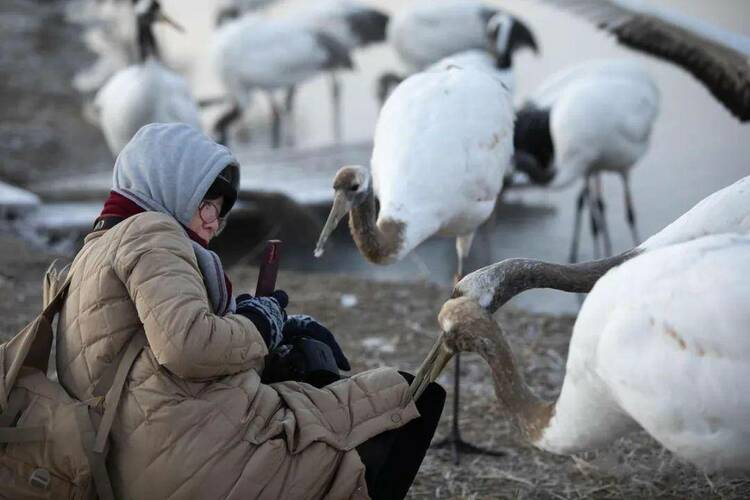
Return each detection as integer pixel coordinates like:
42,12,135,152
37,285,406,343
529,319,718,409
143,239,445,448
477,471,534,488
704,471,716,492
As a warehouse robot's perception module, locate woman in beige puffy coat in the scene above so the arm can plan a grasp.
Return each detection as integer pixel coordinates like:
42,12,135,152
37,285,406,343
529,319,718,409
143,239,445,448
56,124,445,499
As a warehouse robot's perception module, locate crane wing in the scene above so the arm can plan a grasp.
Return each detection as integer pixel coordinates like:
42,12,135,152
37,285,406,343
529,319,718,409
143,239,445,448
536,0,750,122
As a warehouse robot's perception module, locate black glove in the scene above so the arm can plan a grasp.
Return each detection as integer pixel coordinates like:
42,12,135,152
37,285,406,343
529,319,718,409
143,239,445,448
282,314,351,371
236,290,288,349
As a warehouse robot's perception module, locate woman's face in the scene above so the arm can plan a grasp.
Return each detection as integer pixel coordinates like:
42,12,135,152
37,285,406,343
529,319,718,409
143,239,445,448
189,197,224,242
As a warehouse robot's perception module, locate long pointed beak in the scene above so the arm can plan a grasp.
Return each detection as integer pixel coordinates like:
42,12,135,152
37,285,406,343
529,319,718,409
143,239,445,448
405,334,455,403
314,192,351,258
156,11,185,33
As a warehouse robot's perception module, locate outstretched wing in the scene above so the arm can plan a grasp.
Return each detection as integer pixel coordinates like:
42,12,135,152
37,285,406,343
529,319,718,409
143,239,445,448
536,0,750,122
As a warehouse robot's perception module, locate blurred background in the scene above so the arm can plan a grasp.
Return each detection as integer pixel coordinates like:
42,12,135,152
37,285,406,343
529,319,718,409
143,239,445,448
1,0,749,314
3,3,750,496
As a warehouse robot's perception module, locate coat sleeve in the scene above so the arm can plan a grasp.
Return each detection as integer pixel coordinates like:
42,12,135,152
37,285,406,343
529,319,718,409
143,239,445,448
112,214,268,379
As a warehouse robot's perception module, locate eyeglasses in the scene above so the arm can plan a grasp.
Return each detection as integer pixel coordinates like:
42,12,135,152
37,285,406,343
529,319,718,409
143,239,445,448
198,200,227,234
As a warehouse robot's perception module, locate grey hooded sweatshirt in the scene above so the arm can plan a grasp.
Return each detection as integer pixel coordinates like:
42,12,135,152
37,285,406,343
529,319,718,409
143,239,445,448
112,123,239,314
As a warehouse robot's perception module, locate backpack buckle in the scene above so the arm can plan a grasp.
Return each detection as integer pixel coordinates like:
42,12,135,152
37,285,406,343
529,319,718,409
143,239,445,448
29,468,51,490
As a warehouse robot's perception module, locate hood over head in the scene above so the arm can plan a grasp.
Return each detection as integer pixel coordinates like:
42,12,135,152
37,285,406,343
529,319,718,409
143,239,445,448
112,123,240,227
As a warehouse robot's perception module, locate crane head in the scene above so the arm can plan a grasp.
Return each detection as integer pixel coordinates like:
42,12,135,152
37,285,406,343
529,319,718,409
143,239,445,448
314,165,371,258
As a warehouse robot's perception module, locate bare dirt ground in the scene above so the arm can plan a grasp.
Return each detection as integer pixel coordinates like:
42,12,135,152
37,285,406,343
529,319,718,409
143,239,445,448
2,234,748,500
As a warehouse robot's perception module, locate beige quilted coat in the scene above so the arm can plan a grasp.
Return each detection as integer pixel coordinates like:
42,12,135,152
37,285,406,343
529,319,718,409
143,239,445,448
56,212,419,499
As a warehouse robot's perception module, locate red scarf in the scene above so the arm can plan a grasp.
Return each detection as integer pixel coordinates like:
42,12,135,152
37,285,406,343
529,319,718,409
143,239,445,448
97,191,232,297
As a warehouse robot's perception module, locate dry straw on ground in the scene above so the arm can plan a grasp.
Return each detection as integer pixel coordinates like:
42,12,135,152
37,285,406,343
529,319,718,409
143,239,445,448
2,236,749,499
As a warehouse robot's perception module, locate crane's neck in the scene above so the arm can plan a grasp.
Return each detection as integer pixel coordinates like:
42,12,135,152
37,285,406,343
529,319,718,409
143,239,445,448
474,311,638,452
137,18,160,61
495,51,513,71
347,186,406,265
473,325,554,443
466,249,641,313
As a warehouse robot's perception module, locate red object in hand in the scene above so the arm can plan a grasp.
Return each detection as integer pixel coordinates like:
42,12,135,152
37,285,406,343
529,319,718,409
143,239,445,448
255,240,282,297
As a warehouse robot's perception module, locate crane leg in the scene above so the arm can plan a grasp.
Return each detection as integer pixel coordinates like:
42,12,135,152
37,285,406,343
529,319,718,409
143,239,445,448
569,182,589,263
283,86,297,147
267,92,282,149
330,73,342,143
453,233,475,283
586,175,602,260
622,172,640,245
213,103,241,146
593,174,612,257
431,250,505,465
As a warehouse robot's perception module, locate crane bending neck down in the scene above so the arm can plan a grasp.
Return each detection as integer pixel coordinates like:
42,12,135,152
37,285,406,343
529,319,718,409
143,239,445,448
453,249,640,313
412,234,750,470
454,174,750,313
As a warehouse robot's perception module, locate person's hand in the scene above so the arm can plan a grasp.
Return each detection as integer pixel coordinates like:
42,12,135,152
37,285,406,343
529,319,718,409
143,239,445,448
282,315,351,371
235,290,289,349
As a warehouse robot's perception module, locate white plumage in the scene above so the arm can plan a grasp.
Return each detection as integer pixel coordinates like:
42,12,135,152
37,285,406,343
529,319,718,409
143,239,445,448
315,64,514,463
639,174,750,251
93,0,201,157
378,1,536,107
515,58,660,260
545,59,659,187
539,232,750,471
388,0,499,72
210,14,353,146
293,0,388,51
426,49,514,93
67,0,138,93
535,0,750,121
418,229,750,470
315,64,514,273
283,0,388,141
214,0,280,27
372,66,513,261
213,16,340,92
95,59,202,155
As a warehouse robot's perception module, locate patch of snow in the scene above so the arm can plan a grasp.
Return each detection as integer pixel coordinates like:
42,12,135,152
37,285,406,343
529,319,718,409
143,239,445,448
361,336,395,354
0,181,40,212
340,293,358,308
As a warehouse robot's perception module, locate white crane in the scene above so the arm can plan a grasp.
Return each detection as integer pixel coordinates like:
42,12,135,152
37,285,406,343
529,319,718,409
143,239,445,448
93,0,202,157
411,231,750,471
289,0,389,141
451,174,750,313
534,0,750,122
378,0,538,105
512,59,660,262
314,63,514,463
67,0,139,94
210,13,354,148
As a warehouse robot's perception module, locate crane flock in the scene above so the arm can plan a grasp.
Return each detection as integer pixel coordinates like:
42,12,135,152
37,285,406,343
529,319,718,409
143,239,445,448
64,0,750,477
